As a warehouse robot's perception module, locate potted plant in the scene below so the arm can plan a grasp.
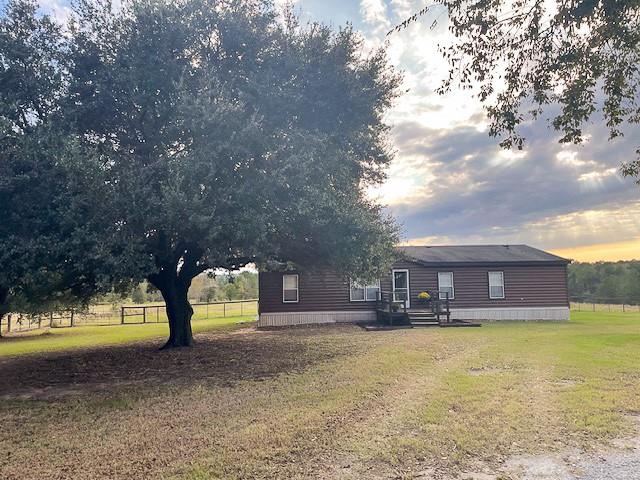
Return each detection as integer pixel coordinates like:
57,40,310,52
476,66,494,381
417,291,432,304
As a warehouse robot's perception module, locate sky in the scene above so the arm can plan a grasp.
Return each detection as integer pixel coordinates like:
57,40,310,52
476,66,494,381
38,0,640,262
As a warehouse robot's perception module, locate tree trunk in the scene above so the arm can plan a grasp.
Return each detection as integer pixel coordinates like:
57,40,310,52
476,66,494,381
160,280,193,349
147,244,206,349
157,278,194,349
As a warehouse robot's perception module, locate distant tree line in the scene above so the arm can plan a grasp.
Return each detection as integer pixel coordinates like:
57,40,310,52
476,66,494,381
568,261,640,304
191,272,258,303
99,271,258,305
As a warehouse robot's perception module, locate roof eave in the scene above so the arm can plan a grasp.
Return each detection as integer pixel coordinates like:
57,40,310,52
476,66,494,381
403,258,571,268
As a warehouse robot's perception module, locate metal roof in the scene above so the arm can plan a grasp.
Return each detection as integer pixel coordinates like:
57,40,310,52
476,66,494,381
398,244,570,265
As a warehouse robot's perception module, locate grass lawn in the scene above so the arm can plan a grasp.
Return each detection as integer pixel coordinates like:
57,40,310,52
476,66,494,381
1,311,638,479
0,315,252,357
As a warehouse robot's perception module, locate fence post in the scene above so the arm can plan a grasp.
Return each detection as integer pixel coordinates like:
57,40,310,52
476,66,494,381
121,307,125,324
206,302,209,319
7,314,10,333
70,310,75,327
592,303,595,312
143,307,146,324
622,303,626,312
223,302,226,317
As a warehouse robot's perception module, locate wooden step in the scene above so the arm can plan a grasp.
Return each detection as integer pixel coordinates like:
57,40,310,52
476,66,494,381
410,320,439,327
408,314,436,320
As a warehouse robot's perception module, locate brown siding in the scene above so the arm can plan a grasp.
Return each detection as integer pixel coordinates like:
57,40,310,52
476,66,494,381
259,261,569,313
259,270,376,313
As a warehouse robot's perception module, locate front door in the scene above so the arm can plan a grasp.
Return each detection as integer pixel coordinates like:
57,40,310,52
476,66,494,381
392,269,410,308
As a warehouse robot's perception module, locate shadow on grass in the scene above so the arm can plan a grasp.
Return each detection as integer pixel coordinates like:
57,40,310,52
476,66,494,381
0,330,57,343
0,327,345,401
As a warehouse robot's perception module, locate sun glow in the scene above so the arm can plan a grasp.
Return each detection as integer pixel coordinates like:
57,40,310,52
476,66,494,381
551,238,640,262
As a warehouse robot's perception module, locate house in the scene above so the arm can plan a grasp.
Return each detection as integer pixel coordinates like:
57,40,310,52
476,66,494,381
258,244,570,327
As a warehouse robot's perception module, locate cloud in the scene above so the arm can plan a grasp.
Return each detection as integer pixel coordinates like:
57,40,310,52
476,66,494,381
360,0,390,32
389,0,413,19
38,0,72,23
354,0,640,253
385,116,640,248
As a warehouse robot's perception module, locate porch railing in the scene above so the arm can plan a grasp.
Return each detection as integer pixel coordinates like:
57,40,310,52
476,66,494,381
375,290,452,325
429,291,451,323
375,291,407,327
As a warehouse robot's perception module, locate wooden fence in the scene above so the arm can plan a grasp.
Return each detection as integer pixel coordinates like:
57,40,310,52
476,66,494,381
0,299,258,335
120,299,258,324
570,301,640,313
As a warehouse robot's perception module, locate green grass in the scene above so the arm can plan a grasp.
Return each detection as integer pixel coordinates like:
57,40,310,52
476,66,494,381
1,310,638,480
0,315,253,357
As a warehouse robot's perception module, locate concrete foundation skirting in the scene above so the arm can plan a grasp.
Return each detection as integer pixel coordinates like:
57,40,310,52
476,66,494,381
258,310,376,328
258,307,569,327
450,306,570,321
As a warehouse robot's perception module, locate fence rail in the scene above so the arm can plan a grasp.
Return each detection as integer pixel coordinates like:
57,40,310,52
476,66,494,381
570,301,640,313
120,299,258,324
0,299,258,335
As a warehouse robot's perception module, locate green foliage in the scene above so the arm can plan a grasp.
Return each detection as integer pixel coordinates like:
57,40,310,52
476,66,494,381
131,285,146,304
64,0,400,283
0,0,142,321
198,286,218,303
392,1,640,180
568,261,640,303
192,271,258,302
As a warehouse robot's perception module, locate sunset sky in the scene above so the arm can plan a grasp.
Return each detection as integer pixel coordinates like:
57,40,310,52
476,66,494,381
40,0,640,262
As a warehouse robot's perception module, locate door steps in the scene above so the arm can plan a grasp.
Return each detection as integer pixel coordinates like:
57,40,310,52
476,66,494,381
408,310,439,326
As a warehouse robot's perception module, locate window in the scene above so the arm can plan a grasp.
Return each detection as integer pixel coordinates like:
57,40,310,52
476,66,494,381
283,274,299,303
488,271,505,299
350,280,380,301
438,272,454,299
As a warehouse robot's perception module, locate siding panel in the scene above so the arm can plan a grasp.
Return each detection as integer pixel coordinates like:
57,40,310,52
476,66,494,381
259,270,377,313
259,262,569,313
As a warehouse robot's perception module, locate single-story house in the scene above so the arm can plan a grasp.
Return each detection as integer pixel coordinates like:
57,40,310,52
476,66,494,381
257,244,570,328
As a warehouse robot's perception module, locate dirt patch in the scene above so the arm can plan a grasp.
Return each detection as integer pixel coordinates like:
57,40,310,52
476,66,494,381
468,366,506,376
551,378,584,389
497,416,640,480
502,454,574,479
0,326,343,401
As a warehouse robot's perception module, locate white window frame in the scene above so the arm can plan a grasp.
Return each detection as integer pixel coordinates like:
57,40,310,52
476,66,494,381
350,279,381,302
282,274,299,303
488,271,505,299
437,272,455,300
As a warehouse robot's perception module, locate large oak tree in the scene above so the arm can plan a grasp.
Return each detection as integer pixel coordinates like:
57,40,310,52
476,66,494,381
1,0,400,347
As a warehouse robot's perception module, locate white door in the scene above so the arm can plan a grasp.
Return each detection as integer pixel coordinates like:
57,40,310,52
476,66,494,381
392,269,410,308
